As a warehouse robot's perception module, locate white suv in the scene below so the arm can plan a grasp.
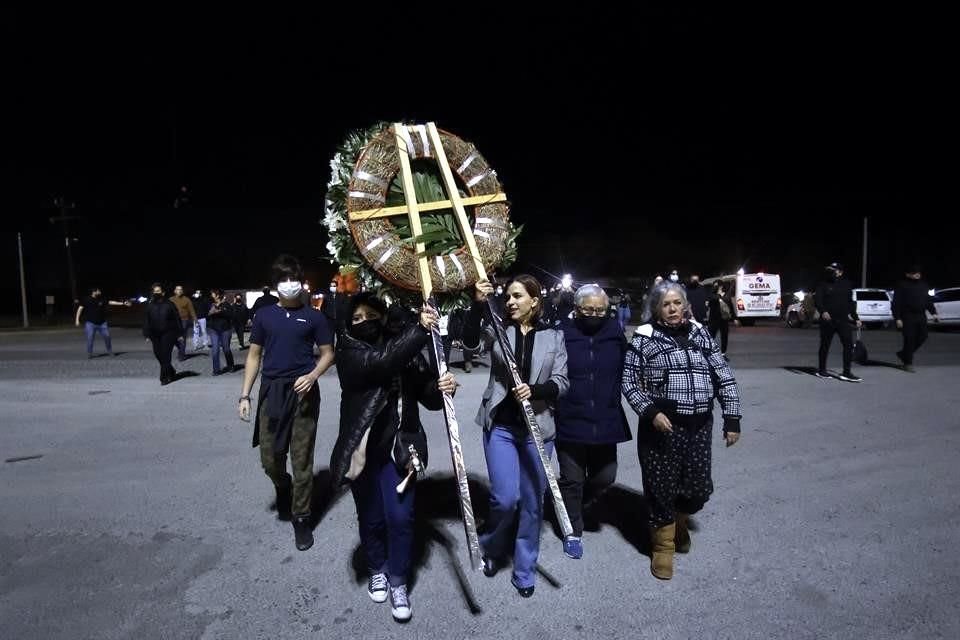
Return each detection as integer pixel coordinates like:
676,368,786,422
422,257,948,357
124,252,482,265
853,288,893,327
928,287,960,326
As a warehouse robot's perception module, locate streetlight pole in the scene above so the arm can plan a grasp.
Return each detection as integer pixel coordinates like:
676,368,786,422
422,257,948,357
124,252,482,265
50,197,80,304
18,232,29,328
861,216,868,288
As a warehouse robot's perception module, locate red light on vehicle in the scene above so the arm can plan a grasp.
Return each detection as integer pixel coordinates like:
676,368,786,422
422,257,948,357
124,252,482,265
776,297,782,309
737,298,745,311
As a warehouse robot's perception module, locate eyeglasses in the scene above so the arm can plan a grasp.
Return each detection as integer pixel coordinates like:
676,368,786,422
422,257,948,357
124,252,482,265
576,306,607,317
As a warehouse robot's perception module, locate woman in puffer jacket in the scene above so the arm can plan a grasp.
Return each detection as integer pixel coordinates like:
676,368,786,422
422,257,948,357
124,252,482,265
622,281,742,580
330,293,456,623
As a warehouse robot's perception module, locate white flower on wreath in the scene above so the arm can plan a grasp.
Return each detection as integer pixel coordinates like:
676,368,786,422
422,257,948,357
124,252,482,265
326,240,338,260
323,205,345,232
328,153,343,187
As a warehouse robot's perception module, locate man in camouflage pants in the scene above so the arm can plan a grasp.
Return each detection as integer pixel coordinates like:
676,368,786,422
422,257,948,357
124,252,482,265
238,255,335,551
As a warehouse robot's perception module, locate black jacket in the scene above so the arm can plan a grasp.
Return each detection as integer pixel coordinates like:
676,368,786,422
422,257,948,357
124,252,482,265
815,277,858,322
252,293,279,316
686,283,709,323
206,302,234,333
330,322,443,485
893,279,936,321
143,298,181,337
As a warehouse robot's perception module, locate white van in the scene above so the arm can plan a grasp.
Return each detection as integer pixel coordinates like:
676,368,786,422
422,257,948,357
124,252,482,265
702,272,782,325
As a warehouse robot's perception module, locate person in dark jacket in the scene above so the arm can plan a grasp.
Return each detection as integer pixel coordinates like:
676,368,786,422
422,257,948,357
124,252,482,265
232,294,249,349
251,286,279,318
707,281,734,357
330,293,455,623
623,281,742,580
192,289,213,350
893,265,939,371
814,262,863,382
685,274,709,324
238,255,335,552
206,289,235,376
143,283,183,385
555,284,631,560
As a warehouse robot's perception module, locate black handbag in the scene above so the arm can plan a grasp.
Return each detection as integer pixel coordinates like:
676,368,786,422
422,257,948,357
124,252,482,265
391,426,428,473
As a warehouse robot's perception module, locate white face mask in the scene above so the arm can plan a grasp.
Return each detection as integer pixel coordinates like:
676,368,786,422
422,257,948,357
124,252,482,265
329,286,337,293
277,281,303,299
669,273,679,282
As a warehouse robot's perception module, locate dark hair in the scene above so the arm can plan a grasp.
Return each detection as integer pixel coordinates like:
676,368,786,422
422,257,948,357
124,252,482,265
211,288,225,300
151,282,163,292
906,264,922,274
507,274,544,321
89,286,101,294
261,286,271,294
271,254,303,287
348,292,387,319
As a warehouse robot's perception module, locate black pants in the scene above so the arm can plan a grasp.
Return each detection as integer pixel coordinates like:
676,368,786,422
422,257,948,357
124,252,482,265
709,319,729,354
638,414,713,529
233,321,246,347
818,319,853,373
150,331,179,382
557,441,618,537
899,318,928,365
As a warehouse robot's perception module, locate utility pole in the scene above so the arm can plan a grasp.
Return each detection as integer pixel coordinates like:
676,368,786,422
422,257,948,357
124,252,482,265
50,197,80,304
18,232,29,328
861,216,868,288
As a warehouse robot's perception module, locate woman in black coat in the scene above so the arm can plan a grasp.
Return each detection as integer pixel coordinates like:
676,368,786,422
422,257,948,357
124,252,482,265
330,293,456,623
555,284,631,560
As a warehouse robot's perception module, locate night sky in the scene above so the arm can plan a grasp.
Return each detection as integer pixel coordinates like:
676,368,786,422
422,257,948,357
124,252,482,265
3,8,952,314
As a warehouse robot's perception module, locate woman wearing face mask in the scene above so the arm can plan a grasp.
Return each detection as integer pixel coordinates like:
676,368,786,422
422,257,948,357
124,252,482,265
206,289,236,375
462,275,569,598
238,255,336,552
554,284,631,560
622,281,742,580
143,282,183,385
330,293,456,623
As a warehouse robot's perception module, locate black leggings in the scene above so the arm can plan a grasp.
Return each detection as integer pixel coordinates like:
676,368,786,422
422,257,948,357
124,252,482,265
818,319,853,373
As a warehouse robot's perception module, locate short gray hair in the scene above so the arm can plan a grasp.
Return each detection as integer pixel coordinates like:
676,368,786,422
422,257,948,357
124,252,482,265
574,283,609,308
643,281,689,322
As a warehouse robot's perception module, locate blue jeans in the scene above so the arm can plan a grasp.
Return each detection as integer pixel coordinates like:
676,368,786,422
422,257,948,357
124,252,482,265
351,453,416,587
481,425,553,589
84,322,112,355
208,328,234,374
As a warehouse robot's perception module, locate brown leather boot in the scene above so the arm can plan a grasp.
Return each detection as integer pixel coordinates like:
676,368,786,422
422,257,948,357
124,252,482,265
675,513,691,553
650,522,676,580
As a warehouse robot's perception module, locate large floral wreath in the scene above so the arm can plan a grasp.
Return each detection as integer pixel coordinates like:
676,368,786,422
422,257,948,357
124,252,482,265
323,123,521,312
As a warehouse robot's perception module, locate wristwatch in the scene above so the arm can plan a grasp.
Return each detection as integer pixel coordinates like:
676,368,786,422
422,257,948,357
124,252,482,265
239,395,251,402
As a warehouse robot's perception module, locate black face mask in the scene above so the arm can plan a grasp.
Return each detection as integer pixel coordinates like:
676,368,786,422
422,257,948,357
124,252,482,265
351,319,383,344
152,293,164,301
575,315,607,334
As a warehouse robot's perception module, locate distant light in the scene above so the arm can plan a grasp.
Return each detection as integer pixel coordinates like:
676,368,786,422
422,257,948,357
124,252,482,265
561,274,573,289
192,291,200,298
303,282,311,293
737,268,745,276
137,296,147,303
929,289,936,297
794,291,806,302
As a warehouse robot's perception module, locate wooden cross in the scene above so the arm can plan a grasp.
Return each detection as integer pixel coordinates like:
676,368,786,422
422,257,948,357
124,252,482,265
347,122,505,299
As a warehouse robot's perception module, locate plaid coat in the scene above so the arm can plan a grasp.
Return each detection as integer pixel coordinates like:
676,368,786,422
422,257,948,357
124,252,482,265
622,321,742,432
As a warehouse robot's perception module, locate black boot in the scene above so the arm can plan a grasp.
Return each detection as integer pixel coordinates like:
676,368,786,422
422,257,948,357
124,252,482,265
293,515,313,551
275,482,292,521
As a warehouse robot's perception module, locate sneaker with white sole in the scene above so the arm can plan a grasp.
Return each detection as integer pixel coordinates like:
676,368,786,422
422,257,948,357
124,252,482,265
389,584,412,622
814,370,831,379
838,372,862,383
367,572,388,603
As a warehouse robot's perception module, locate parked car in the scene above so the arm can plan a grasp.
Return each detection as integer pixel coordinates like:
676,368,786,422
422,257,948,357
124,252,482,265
928,287,960,326
853,288,893,327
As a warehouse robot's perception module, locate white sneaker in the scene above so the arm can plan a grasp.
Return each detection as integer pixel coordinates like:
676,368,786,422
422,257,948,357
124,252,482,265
367,572,388,603
389,584,412,622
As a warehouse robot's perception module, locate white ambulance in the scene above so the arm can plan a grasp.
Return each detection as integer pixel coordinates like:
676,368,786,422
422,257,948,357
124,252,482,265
702,272,782,325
